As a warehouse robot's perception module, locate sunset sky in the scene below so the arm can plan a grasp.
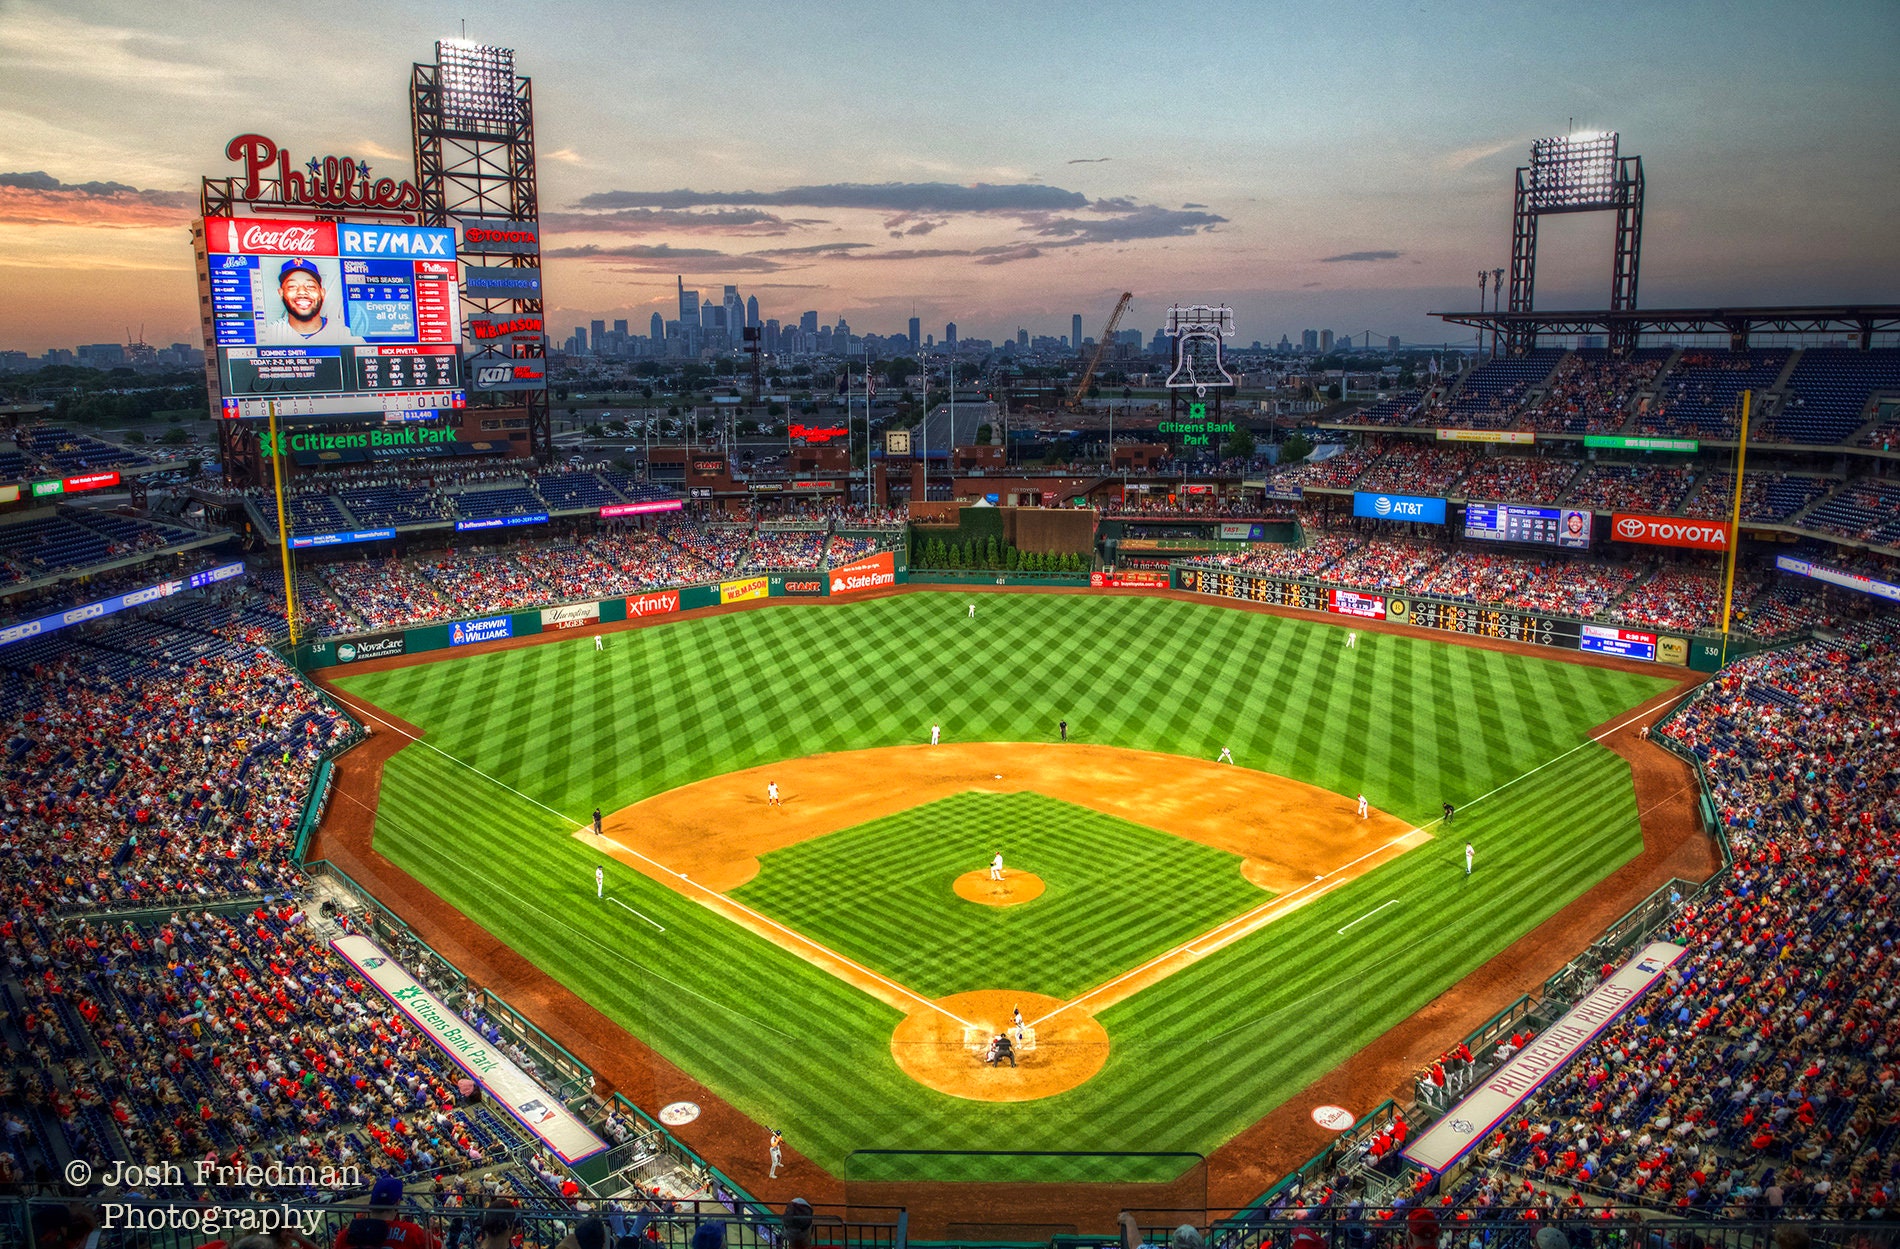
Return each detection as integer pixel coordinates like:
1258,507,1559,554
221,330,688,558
2,0,1897,354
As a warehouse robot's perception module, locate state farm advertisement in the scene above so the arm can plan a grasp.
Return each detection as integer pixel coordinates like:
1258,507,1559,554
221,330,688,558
1327,589,1387,619
542,601,601,629
829,551,896,597
1611,513,1732,551
623,590,680,619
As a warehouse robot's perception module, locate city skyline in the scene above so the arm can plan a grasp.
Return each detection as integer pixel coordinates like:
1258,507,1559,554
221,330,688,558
2,0,1898,354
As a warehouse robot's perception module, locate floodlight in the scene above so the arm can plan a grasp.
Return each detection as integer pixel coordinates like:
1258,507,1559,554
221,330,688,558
436,40,519,132
1528,131,1620,210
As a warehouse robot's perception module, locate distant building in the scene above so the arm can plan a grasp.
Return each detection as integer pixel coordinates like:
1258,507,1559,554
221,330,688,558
800,310,818,333
1388,335,1401,351
1016,328,1028,349
591,320,606,355
945,322,957,349
1319,329,1334,352
1302,329,1319,352
651,312,664,340
908,316,920,352
1072,313,1083,352
747,295,760,329
1278,335,1293,353
573,326,588,354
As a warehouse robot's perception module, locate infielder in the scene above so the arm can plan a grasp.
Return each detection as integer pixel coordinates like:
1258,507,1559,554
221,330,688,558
1216,746,1234,764
595,866,604,899
990,852,1004,882
594,633,604,652
1465,843,1475,876
769,1129,783,1178
930,723,941,746
1012,1004,1025,1041
767,781,780,807
1357,792,1369,819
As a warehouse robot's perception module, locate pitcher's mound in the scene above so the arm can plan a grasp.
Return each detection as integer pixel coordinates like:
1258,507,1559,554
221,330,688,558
891,990,1109,1101
954,870,1045,906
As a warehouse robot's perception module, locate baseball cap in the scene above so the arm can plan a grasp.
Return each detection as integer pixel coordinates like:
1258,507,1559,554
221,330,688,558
1408,1208,1440,1241
690,1222,726,1249
370,1175,404,1206
279,257,322,282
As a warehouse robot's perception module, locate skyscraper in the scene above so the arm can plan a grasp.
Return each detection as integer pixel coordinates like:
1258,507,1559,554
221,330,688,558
800,311,818,334
574,326,588,354
678,278,699,327
945,322,957,349
650,312,664,341
746,295,759,329
1072,313,1083,352
613,319,628,337
907,316,920,352
590,320,606,355
1319,329,1334,352
1302,329,1319,352
1017,328,1029,350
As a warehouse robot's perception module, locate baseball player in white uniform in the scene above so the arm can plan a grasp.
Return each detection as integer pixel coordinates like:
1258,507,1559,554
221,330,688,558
1012,1004,1025,1042
1216,746,1234,764
990,852,1004,882
930,723,941,746
968,601,976,619
769,1129,783,1178
767,781,780,807
595,866,604,899
1465,843,1475,876
1346,631,1356,648
594,633,604,651
1357,793,1369,819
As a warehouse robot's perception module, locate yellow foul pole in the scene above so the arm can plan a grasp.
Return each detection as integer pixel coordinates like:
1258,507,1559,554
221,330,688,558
267,404,299,648
1717,389,1750,665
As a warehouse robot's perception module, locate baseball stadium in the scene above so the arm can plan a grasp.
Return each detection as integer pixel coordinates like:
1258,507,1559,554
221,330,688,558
5,21,1900,1249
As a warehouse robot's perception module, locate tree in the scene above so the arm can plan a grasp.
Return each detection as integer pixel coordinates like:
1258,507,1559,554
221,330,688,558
975,424,993,445
1005,545,1020,570
985,536,1000,569
1282,433,1314,464
159,427,190,446
1326,382,1342,401
1225,426,1256,459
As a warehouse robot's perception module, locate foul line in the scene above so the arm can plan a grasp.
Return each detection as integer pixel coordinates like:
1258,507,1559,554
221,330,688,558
326,688,974,1030
608,895,666,932
1337,899,1400,935
1031,683,1705,1030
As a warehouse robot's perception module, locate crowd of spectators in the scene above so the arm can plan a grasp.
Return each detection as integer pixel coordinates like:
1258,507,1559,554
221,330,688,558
1521,353,1665,435
1355,445,1472,497
1611,568,1761,635
1683,473,1839,524
1285,447,1379,490
1464,622,1900,1216
1565,464,1699,514
1326,538,1450,591
1458,456,1582,506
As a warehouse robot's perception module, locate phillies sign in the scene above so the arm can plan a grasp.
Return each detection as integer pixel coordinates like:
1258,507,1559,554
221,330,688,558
1610,513,1731,551
225,134,421,214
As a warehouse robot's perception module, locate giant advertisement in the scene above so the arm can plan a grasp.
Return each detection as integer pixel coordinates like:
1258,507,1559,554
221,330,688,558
0,561,246,648
543,601,601,630
206,217,465,421
289,527,396,550
1352,491,1446,524
331,935,606,1165
1403,942,1688,1173
1775,555,1900,603
1610,513,1731,551
829,552,897,596
463,265,544,300
336,633,406,663
623,589,681,618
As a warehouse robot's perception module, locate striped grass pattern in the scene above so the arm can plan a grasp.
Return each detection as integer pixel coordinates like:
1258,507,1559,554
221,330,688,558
337,593,1672,1180
732,792,1268,999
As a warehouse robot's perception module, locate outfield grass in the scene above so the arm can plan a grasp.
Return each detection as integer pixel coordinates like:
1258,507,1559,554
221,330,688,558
335,592,1674,1182
732,791,1267,999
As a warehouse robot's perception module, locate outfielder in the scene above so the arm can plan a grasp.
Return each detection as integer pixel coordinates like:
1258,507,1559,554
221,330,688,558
767,781,780,807
1347,631,1357,648
968,602,976,619
990,852,1004,882
1465,843,1475,876
595,866,604,899
1357,793,1369,819
594,633,604,652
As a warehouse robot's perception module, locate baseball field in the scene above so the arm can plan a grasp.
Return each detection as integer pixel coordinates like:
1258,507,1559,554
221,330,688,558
328,590,1676,1186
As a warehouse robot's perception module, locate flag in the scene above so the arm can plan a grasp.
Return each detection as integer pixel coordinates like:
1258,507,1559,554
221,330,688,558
835,373,847,396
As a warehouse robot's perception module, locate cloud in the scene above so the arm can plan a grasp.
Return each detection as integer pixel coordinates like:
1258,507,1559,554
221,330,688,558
1182,202,1206,209
1066,157,1112,164
0,170,191,227
544,149,585,164
575,181,1090,214
543,207,811,236
1026,203,1227,244
747,242,876,257
546,242,788,273
1318,249,1404,263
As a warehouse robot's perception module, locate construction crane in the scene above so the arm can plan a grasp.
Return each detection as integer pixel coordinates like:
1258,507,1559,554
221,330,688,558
1068,292,1133,409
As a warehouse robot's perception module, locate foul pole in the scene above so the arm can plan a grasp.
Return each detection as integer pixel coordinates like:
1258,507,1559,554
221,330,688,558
1717,389,1750,666
267,403,298,648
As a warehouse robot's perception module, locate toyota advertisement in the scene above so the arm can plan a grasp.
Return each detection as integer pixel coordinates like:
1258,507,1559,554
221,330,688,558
1610,513,1732,551
205,216,466,421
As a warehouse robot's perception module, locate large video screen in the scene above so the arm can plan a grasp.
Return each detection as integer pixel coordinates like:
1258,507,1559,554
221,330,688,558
205,217,466,421
1464,503,1593,549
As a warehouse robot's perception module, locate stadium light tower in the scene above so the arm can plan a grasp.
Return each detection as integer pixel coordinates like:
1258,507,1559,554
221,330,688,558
1505,130,1645,355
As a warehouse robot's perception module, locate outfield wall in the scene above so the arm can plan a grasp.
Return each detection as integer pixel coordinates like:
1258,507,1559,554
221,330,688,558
1173,565,1757,672
292,557,907,670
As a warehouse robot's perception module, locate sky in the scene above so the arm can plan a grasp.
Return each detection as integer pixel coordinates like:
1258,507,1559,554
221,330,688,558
1,0,1897,354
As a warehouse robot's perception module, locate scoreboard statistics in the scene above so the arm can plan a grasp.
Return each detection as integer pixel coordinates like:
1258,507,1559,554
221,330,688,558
1580,624,1658,661
204,217,466,421
1464,503,1594,549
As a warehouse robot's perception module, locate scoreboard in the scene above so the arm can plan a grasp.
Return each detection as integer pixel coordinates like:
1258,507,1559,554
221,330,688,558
1580,624,1658,660
203,216,466,421
1464,503,1594,549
